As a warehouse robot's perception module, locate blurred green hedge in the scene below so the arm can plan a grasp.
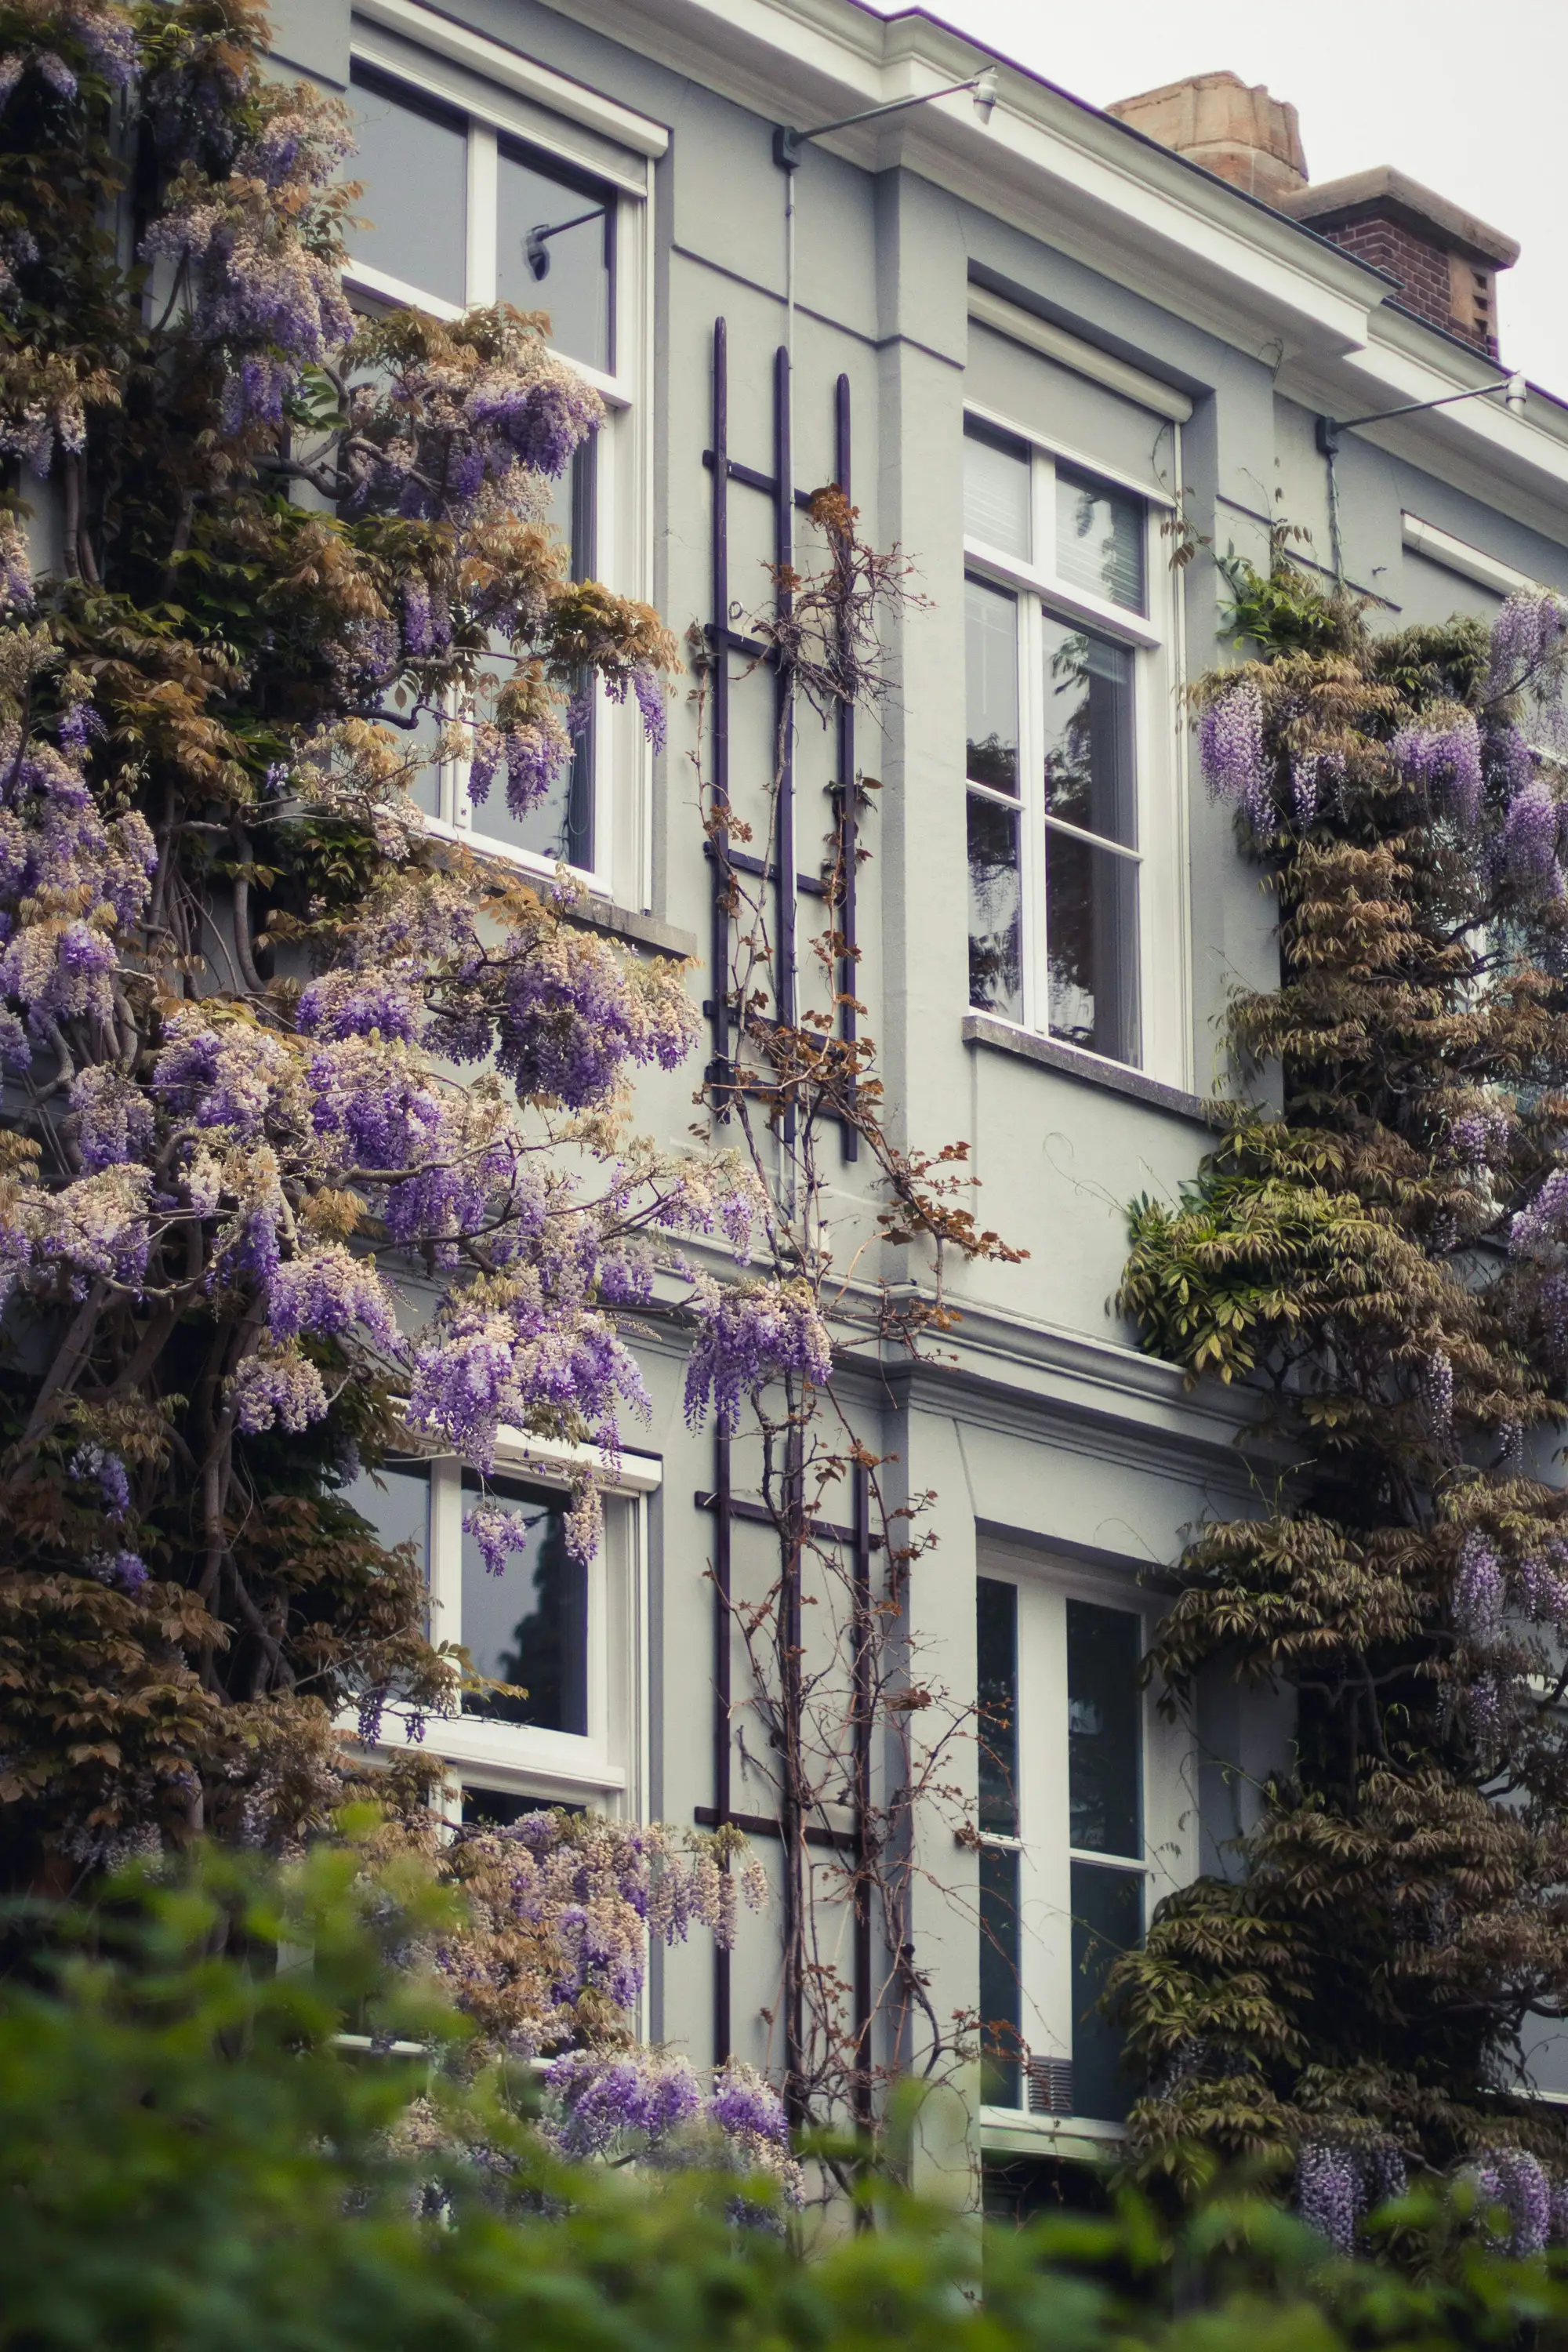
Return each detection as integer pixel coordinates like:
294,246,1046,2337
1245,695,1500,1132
2,1831,1564,2352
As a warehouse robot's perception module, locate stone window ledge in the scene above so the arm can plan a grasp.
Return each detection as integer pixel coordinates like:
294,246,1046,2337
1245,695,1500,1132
567,897,698,960
962,1012,1216,1126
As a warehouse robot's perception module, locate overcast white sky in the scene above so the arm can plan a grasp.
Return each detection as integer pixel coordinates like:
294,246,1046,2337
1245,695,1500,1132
866,0,1568,395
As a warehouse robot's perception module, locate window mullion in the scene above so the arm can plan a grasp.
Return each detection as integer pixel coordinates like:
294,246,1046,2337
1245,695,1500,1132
1020,593,1046,1037
1044,812,1142,862
430,1457,460,1655
466,122,499,306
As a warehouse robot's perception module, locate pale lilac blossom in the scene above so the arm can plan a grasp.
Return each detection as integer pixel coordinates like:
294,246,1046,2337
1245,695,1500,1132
1198,681,1270,827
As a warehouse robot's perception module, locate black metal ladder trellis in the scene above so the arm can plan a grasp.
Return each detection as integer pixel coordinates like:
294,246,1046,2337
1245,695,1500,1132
702,318,872,2092
702,318,861,1157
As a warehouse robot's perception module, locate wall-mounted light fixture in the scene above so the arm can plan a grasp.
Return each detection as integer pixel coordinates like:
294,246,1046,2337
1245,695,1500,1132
773,67,998,172
1316,370,1527,456
524,207,607,282
1316,371,1527,582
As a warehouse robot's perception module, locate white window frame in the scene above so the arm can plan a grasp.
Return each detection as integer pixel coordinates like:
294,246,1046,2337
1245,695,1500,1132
342,38,655,908
976,1552,1195,2138
353,1429,658,1814
963,403,1189,1086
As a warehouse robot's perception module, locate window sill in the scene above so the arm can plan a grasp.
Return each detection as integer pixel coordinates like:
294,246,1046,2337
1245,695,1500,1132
962,1013,1216,1127
419,817,697,961
980,2107,1126,2162
430,1718,626,1796
567,895,698,962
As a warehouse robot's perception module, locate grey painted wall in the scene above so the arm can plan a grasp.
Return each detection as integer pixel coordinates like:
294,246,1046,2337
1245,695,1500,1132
278,0,1568,2182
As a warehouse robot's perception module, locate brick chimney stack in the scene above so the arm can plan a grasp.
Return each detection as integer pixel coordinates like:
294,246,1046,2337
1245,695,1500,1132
1109,72,1519,357
1276,171,1518,357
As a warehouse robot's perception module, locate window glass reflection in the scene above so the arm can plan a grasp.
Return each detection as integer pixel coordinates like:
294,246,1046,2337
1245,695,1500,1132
1044,828,1140,1065
967,795,1023,1020
460,1472,587,1733
1055,466,1145,614
977,1579,1019,1835
964,423,1031,560
1040,619,1136,848
347,66,466,306
1066,1600,1142,1857
341,1460,430,1573
496,142,612,372
980,1842,1022,2107
1070,1860,1142,2120
965,576,1019,795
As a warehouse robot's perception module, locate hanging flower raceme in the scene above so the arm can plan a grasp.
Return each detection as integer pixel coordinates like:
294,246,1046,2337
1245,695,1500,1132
434,1810,768,2058
1392,708,1484,828
1510,1167,1568,1260
1293,2143,1360,2254
0,1,136,107
1465,2150,1554,2254
1488,589,1567,704
1504,778,1566,899
0,510,31,611
683,1274,833,1432
340,307,604,524
1198,679,1272,829
537,2048,802,2212
1454,1533,1504,1640
140,79,356,430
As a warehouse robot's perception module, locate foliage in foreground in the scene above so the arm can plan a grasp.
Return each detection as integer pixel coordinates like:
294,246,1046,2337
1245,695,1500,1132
5,1838,1568,2352
1114,559,1568,2219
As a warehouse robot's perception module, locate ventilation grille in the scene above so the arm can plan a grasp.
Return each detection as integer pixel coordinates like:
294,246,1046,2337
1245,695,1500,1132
1025,2055,1074,2115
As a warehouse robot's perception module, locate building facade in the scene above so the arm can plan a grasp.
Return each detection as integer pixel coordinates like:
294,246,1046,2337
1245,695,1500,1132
269,0,1568,2202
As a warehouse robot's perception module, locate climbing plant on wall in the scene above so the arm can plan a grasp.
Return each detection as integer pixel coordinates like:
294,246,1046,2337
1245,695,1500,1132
0,0,804,1886
1112,546,1568,2246
688,488,1025,2190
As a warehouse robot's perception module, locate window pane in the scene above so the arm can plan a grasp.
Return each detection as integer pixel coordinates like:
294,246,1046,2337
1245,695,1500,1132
1066,1600,1142,1857
496,142,612,372
964,423,1031,559
460,1472,587,1733
468,445,595,867
979,1842,1022,2108
347,66,466,307
1040,619,1136,848
382,691,445,818
977,1578,1018,1835
342,1461,430,1573
462,1786,550,1828
965,577,1018,795
1056,466,1145,614
967,794,1022,1020
1044,828,1141,1065
1069,1860,1141,2121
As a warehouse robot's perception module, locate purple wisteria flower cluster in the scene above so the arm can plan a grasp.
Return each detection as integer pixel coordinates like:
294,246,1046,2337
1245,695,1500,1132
539,2049,802,2209
1294,2141,1408,2254
0,757,761,1562
140,89,355,430
1198,681,1271,828
1489,590,1568,704
1467,2149,1555,2253
437,1810,768,2056
0,1,136,110
1392,710,1484,829
683,1274,833,1434
339,310,604,525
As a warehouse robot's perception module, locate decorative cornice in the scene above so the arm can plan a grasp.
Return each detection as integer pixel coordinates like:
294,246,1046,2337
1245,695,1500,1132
529,0,1568,515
